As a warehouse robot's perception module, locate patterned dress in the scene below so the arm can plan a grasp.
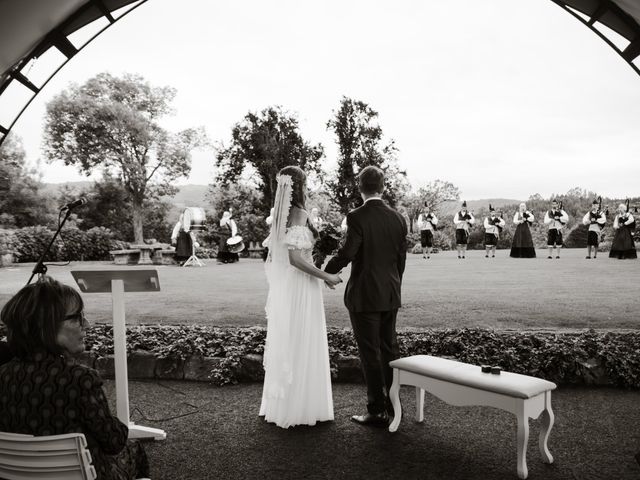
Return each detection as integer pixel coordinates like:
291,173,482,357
0,352,149,480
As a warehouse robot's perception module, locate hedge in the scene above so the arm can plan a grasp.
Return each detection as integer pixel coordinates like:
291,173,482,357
81,325,640,387
7,226,124,262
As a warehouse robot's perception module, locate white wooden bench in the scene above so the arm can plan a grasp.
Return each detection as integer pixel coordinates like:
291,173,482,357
388,355,556,479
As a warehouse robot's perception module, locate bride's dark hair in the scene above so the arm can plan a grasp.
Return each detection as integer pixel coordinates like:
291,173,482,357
278,165,318,238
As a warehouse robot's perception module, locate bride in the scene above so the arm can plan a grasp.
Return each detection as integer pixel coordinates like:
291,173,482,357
259,165,342,428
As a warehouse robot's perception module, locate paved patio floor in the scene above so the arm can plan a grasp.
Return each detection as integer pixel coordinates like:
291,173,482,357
105,381,640,480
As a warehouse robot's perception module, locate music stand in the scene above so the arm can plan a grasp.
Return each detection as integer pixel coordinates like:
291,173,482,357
71,269,166,441
182,241,204,267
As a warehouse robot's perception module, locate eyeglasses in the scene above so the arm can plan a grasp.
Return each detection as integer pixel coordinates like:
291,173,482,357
64,312,89,328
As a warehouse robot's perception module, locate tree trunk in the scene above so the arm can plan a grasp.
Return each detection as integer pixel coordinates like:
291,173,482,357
131,201,144,244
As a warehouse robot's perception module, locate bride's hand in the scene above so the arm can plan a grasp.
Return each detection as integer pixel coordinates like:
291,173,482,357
325,273,342,289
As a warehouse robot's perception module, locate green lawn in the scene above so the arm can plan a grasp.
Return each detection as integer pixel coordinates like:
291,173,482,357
0,248,638,331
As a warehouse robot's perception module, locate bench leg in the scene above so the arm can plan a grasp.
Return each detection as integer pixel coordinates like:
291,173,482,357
388,369,402,433
415,387,424,423
516,401,529,479
538,391,554,464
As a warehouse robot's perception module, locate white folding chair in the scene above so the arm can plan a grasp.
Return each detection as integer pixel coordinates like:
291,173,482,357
0,431,150,480
0,432,96,480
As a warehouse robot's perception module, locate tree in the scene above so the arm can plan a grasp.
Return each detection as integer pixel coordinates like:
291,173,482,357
326,96,409,214
403,180,461,232
215,106,324,213
56,175,173,242
43,72,206,243
0,134,55,227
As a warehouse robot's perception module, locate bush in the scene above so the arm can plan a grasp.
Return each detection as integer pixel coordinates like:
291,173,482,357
565,224,588,248
12,226,124,262
405,232,420,250
13,226,59,262
85,227,120,260
58,227,89,261
82,325,640,388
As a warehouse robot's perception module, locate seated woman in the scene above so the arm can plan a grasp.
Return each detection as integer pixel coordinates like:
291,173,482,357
0,277,150,480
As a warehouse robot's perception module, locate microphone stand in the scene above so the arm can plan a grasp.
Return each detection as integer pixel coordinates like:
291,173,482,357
27,208,73,285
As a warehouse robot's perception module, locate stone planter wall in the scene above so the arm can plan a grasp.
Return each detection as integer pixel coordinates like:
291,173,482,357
0,253,13,267
76,350,614,386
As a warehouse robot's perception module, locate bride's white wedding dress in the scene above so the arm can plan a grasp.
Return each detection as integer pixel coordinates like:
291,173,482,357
259,224,334,428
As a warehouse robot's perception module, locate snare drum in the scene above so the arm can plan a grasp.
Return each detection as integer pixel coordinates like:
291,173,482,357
226,235,245,253
183,207,206,232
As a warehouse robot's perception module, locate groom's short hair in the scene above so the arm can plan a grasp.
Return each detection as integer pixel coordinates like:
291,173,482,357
358,165,385,195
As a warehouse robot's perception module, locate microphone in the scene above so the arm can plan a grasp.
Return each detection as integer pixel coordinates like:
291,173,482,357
60,197,88,210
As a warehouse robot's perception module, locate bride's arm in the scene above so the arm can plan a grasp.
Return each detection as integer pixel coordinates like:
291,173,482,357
289,249,339,284
287,208,341,285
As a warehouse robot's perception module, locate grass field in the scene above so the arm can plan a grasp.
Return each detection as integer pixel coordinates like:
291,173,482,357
0,248,638,331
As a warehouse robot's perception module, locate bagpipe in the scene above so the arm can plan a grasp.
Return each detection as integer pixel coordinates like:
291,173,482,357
488,204,504,232
550,200,566,225
459,210,474,222
425,213,441,230
589,196,608,225
620,198,637,230
521,211,533,226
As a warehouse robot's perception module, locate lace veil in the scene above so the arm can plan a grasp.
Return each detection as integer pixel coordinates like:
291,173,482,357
262,174,294,398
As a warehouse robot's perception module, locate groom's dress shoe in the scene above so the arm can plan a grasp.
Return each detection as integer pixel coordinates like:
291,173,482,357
351,412,389,427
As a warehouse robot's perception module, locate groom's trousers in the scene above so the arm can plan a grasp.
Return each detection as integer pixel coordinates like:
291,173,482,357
349,309,400,415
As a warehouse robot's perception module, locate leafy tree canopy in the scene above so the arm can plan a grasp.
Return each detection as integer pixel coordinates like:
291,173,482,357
326,96,409,214
0,134,55,227
43,72,206,242
215,106,324,213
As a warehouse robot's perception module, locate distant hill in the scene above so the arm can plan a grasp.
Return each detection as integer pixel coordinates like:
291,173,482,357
41,182,210,220
40,181,92,197
440,198,522,216
41,182,518,219
166,184,209,209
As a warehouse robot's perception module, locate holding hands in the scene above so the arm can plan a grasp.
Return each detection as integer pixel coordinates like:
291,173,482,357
325,273,343,290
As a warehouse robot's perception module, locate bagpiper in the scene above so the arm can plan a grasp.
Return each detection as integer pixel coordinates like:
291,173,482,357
510,203,536,258
453,201,475,259
483,205,505,258
543,199,569,259
417,203,438,259
582,199,606,259
609,200,637,259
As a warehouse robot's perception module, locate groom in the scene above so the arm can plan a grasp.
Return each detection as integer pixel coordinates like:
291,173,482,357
325,165,407,427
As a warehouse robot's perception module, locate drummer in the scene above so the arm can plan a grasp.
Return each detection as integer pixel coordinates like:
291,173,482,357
171,213,194,266
217,211,240,264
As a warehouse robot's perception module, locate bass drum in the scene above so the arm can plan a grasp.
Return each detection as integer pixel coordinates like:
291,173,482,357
183,207,206,232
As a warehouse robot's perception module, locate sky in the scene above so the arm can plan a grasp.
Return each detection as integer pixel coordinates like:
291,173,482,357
4,0,640,201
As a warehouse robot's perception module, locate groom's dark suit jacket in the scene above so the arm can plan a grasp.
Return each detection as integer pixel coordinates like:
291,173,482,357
325,199,407,312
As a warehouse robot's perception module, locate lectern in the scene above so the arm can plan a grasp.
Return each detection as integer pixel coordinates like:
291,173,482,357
71,269,166,441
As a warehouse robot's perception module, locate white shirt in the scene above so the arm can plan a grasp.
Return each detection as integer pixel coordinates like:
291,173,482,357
582,210,606,232
453,211,475,231
544,209,569,230
614,213,634,229
417,213,438,231
513,211,534,224
171,221,183,242
484,216,505,236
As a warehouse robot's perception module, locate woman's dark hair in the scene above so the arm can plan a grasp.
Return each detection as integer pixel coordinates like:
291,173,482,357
358,165,385,195
278,165,319,238
1,276,84,358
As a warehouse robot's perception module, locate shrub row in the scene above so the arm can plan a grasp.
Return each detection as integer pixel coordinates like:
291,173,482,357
4,226,126,262
83,325,640,387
